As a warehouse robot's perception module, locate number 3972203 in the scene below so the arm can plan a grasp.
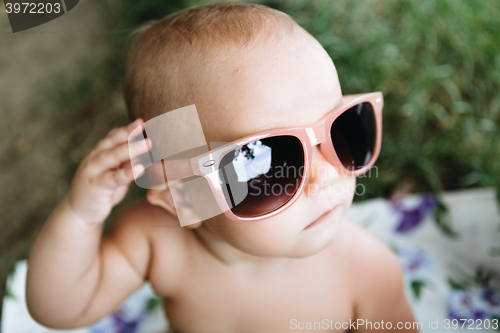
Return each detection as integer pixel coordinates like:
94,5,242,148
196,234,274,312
5,2,62,14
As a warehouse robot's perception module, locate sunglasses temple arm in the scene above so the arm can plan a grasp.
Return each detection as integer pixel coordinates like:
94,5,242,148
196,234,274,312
161,158,196,182
161,145,221,183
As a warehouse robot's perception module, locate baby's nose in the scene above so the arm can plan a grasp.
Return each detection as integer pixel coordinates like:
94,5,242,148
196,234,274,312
303,145,340,198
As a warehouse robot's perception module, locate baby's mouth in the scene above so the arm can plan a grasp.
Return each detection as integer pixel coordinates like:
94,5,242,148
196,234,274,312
303,204,340,230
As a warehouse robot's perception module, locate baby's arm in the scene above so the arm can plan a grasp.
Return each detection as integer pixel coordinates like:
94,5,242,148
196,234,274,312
26,120,151,329
347,223,419,333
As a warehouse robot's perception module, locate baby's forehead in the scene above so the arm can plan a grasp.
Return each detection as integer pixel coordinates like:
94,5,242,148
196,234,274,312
191,34,342,144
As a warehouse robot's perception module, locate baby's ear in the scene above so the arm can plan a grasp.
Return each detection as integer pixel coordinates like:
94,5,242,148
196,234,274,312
146,187,203,229
146,187,178,218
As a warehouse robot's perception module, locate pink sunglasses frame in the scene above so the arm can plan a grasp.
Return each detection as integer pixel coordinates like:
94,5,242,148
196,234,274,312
163,92,383,222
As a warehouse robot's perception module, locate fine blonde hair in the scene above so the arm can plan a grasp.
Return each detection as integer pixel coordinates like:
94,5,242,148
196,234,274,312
123,2,298,121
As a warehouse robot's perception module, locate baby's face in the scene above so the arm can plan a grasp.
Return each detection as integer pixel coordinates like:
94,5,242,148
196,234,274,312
187,28,355,258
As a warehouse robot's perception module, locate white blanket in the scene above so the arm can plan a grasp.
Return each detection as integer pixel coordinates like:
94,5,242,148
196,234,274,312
3,187,500,333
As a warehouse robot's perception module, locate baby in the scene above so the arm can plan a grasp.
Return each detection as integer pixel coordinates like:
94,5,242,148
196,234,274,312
26,2,418,332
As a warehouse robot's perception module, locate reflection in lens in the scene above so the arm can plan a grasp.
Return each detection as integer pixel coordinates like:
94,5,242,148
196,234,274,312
330,102,376,171
219,136,304,218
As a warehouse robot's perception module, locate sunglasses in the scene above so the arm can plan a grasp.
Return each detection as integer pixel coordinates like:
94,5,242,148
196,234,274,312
155,92,383,223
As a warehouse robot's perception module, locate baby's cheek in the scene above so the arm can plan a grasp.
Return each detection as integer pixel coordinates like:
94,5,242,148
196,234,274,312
227,221,298,256
341,176,356,202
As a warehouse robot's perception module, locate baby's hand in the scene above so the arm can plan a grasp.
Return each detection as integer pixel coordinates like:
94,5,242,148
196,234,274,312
65,118,150,225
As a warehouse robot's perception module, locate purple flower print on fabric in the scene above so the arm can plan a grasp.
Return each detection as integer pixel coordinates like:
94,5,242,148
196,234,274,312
447,287,500,321
396,247,430,278
396,247,431,299
391,194,436,234
111,312,144,333
447,290,486,320
89,295,147,333
483,288,500,307
90,312,145,333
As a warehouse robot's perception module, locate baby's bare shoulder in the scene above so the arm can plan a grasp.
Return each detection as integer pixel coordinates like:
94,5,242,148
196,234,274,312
105,200,191,284
336,219,401,276
107,199,184,240
336,219,406,308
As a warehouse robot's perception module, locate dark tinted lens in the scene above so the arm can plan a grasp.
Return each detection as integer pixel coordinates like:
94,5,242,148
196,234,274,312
330,102,376,170
219,136,304,218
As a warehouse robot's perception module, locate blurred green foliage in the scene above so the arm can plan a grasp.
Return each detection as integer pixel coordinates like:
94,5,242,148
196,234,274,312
54,0,500,208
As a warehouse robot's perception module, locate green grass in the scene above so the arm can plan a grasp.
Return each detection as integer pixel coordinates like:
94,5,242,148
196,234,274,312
54,0,500,209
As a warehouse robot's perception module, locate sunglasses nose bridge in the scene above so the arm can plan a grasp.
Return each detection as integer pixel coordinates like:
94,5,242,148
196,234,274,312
305,122,327,148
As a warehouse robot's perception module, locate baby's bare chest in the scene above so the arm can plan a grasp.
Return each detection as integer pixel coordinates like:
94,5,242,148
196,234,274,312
151,255,354,333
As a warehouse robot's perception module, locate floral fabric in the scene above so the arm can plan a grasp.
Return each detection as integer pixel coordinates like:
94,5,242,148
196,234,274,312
345,187,500,332
3,187,500,332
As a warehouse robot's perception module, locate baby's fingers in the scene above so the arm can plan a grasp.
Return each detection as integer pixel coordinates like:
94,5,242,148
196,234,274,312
99,164,144,189
95,118,144,152
93,138,151,171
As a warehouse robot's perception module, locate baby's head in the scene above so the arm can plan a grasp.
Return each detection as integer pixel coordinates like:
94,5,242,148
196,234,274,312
123,2,355,259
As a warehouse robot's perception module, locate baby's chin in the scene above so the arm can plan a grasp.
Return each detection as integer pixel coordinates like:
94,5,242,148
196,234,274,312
238,216,344,259
286,215,344,258
212,213,345,259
